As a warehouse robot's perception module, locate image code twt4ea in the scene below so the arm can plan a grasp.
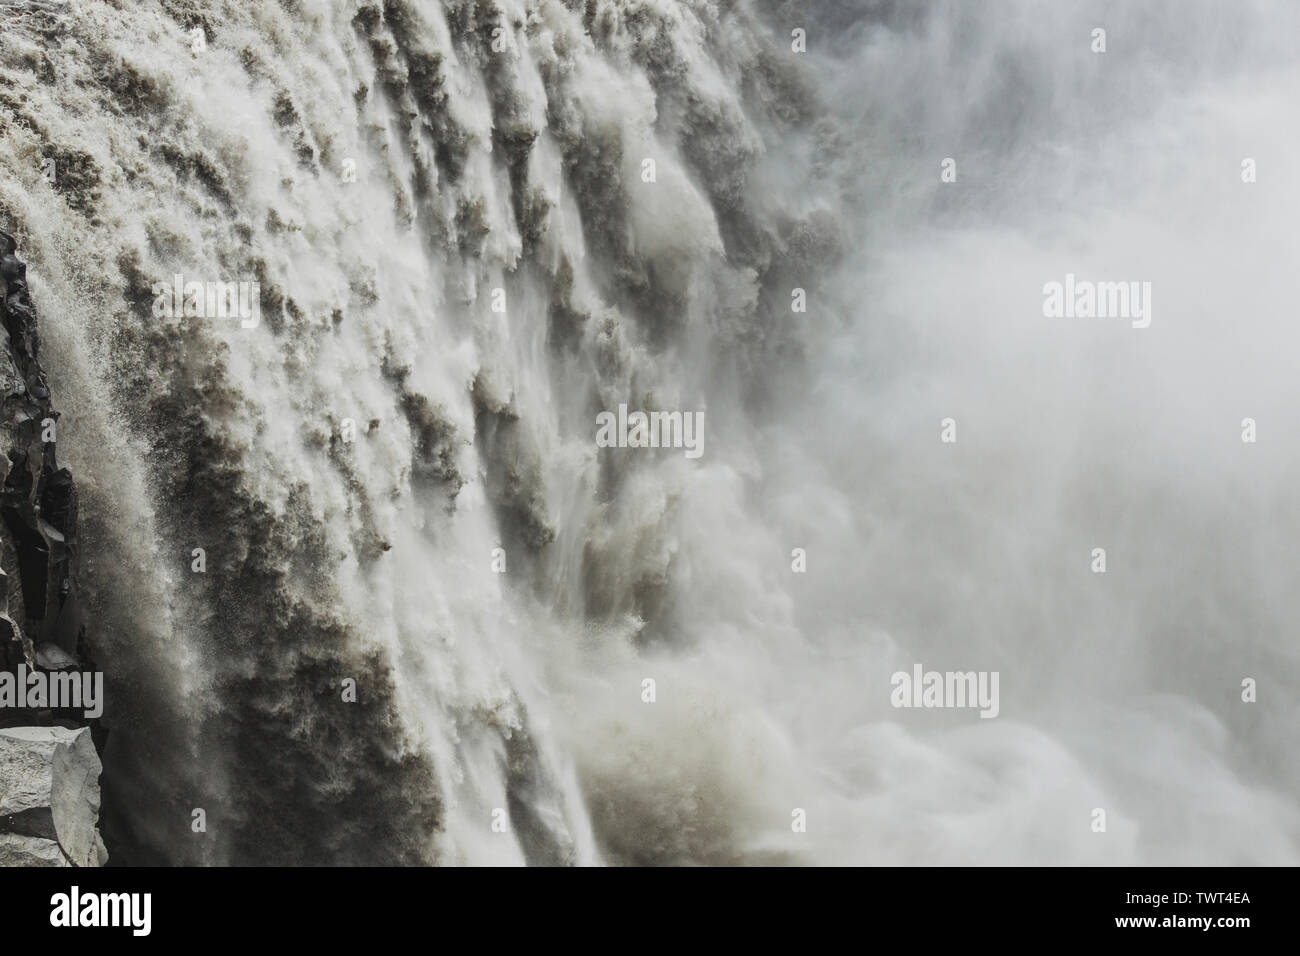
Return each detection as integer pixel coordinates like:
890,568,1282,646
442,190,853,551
0,0,1295,876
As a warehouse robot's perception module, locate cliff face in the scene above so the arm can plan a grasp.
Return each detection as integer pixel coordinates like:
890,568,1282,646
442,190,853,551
0,230,103,864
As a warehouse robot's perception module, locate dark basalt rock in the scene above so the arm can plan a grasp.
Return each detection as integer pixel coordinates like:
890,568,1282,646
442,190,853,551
0,230,88,728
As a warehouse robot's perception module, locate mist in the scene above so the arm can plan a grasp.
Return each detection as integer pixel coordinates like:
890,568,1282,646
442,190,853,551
0,0,1294,866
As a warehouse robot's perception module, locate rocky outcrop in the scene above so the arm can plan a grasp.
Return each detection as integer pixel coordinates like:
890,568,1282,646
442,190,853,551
0,231,103,864
0,725,106,866
0,230,84,680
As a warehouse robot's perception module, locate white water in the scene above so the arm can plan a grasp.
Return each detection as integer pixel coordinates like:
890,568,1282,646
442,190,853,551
0,0,1296,864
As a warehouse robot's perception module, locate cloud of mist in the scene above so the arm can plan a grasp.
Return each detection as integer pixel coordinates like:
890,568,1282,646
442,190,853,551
577,0,1300,865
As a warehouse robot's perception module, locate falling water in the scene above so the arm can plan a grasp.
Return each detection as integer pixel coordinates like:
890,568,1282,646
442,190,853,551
0,0,1295,865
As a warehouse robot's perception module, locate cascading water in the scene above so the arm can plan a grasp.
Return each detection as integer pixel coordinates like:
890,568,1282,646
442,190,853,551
0,0,1295,866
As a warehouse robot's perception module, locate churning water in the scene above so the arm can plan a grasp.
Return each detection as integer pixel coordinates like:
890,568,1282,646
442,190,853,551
0,0,1296,865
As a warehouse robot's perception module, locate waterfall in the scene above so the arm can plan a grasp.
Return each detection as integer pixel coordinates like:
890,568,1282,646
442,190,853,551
0,0,1296,865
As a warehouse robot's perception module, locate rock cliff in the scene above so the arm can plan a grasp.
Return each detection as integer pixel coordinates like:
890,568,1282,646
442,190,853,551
0,230,104,864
